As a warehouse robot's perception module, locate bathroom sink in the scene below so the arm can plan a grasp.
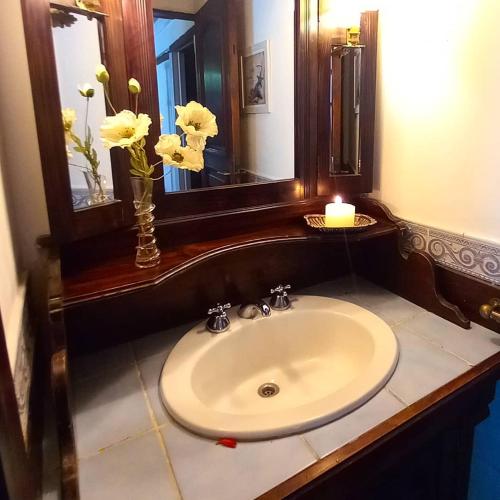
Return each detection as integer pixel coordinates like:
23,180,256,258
159,295,399,440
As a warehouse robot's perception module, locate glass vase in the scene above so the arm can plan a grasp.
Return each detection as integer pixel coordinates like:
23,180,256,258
83,170,109,206
130,177,161,269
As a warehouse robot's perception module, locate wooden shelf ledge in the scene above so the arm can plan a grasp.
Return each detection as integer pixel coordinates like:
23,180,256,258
61,219,398,307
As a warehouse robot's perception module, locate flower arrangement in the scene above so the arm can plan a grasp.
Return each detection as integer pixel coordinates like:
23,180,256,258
62,83,108,205
93,63,218,267
95,64,218,179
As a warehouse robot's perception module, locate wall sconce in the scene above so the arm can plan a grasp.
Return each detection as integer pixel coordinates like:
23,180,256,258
320,0,369,46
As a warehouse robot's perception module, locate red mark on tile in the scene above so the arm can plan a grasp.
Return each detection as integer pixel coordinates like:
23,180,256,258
216,438,237,448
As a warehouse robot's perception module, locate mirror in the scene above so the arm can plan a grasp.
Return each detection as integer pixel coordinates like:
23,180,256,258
152,0,296,193
51,4,115,210
330,45,363,176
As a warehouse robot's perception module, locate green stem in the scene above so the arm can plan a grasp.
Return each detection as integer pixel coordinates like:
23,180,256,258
103,82,117,115
84,98,89,135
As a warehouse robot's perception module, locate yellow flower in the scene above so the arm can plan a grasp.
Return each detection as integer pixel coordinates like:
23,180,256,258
128,78,141,94
76,0,101,12
78,83,95,98
186,134,206,151
175,101,218,138
95,64,109,84
155,134,204,172
62,108,76,144
100,110,151,149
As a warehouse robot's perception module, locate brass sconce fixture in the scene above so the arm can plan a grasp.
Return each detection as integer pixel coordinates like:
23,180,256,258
320,0,363,46
347,26,361,46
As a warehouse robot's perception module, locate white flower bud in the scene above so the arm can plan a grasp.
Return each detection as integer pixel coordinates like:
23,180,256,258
96,64,110,84
128,78,142,95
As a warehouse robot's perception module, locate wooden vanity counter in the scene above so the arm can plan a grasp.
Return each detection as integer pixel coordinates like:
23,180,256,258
60,218,398,306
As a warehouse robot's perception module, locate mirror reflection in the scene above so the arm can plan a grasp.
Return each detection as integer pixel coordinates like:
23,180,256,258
152,0,295,193
51,5,114,210
330,45,363,176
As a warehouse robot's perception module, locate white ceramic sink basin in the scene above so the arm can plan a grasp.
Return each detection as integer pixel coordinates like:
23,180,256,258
160,295,399,440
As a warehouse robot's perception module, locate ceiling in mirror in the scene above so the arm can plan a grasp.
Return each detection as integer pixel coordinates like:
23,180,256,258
152,0,296,193
51,5,115,210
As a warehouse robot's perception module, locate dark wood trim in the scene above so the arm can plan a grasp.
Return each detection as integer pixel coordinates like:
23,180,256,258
259,351,500,499
156,51,170,65
46,248,79,500
152,9,195,21
0,312,37,500
62,218,397,308
21,0,134,242
59,197,394,305
353,197,471,329
436,265,500,334
296,0,318,199
52,350,78,500
317,11,378,196
169,25,195,52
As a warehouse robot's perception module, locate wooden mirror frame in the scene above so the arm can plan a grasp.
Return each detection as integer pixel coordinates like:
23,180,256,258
21,0,320,244
317,11,378,197
21,0,137,243
23,2,378,246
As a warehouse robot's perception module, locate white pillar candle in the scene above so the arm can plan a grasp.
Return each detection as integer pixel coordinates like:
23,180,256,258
325,196,355,228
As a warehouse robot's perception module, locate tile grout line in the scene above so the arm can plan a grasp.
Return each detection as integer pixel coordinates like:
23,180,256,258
397,325,474,367
385,387,410,407
132,350,184,500
77,427,158,462
299,434,321,461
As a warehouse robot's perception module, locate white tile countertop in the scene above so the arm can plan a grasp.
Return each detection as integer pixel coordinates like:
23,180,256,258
47,276,500,500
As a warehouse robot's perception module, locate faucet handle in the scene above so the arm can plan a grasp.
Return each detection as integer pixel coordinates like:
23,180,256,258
270,285,291,311
270,284,291,295
206,303,231,334
208,303,231,316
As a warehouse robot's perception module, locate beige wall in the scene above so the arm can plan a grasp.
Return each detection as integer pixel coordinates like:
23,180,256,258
0,0,49,370
240,0,295,180
373,0,500,244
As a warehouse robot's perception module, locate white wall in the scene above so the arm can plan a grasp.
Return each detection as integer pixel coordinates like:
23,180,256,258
240,0,295,180
373,0,500,244
0,0,49,371
0,149,26,373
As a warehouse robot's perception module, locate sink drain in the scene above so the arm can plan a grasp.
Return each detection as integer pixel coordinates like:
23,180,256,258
258,382,280,398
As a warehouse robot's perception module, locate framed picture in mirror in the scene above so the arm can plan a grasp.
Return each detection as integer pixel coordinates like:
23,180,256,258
241,40,270,114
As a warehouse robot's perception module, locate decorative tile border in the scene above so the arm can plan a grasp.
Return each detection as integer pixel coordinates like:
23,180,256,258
400,221,500,286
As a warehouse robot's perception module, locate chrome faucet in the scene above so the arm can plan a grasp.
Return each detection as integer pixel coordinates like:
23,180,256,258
270,284,291,311
206,303,231,333
238,300,271,319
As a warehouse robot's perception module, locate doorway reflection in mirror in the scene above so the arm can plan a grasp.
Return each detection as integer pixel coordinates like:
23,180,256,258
152,0,295,193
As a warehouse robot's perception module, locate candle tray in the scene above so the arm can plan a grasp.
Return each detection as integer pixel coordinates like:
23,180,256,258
304,213,377,233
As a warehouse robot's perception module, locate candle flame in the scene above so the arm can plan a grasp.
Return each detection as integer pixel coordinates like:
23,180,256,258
334,195,342,204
